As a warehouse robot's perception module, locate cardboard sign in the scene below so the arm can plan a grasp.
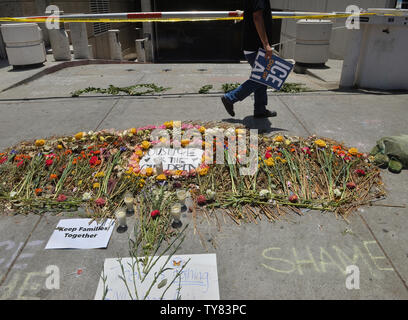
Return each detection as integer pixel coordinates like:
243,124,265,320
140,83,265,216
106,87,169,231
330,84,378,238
45,218,114,250
139,147,204,172
94,253,220,300
250,49,294,91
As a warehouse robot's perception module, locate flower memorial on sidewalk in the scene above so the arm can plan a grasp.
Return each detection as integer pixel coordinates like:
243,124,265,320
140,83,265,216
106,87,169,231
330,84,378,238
0,121,385,231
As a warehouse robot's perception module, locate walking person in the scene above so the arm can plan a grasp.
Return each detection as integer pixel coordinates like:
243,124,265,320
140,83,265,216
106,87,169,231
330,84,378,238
221,0,277,118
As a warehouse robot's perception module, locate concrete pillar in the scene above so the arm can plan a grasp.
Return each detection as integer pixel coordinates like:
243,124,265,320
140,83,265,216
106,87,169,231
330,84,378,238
70,22,90,59
135,39,146,62
88,45,94,59
48,28,71,61
108,29,123,60
141,0,154,62
339,26,366,88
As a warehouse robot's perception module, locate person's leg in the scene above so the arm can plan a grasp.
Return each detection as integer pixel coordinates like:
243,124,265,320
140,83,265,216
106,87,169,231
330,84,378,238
253,85,267,116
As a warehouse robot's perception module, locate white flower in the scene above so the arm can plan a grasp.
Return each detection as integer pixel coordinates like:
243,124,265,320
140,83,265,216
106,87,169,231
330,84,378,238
333,188,342,197
82,192,92,201
9,191,17,198
259,189,270,199
206,189,216,200
224,128,235,137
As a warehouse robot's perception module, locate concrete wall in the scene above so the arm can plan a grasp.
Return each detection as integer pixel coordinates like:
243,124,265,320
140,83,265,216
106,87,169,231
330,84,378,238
270,0,397,60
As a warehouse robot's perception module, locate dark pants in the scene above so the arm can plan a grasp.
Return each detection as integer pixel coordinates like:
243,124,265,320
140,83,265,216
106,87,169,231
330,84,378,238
225,51,267,116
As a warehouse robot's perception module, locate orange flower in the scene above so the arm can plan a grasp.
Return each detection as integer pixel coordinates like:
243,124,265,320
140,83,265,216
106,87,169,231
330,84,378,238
35,188,43,195
50,174,58,180
65,150,72,155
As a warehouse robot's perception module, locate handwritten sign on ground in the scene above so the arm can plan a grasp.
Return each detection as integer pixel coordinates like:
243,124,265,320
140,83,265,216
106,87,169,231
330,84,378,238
45,219,114,250
139,147,204,171
94,253,220,300
250,49,294,91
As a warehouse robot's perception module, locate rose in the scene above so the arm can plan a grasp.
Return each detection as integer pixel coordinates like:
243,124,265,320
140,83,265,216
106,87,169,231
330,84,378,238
151,210,160,219
57,194,67,202
95,198,106,207
197,195,207,206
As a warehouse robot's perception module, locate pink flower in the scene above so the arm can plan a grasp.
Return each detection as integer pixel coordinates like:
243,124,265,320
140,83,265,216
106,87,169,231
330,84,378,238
57,194,67,202
301,147,311,156
95,198,106,207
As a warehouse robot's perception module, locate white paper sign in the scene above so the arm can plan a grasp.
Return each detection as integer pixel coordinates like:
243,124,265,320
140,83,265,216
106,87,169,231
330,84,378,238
45,218,115,250
139,148,204,172
94,253,220,300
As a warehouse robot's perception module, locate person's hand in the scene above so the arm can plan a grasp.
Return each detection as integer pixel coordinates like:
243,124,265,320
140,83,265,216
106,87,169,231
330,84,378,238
264,44,273,59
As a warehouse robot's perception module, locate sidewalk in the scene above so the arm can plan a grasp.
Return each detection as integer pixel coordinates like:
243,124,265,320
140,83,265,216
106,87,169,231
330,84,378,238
0,63,407,300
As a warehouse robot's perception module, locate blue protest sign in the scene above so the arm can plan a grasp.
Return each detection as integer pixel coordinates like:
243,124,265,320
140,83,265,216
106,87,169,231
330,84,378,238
250,49,294,91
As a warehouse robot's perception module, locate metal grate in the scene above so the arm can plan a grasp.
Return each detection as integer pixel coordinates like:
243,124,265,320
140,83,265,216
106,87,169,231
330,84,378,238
90,0,111,35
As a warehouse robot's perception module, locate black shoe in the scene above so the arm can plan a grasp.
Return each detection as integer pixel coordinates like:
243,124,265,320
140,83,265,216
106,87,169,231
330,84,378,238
221,96,235,117
254,110,277,118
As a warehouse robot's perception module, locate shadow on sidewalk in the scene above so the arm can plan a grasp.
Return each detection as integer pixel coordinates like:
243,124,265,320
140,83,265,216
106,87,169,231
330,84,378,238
222,116,287,134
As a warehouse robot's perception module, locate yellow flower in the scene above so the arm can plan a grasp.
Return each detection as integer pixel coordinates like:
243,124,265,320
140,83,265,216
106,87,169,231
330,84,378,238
99,136,105,142
236,128,246,135
130,128,137,134
315,139,327,148
74,132,84,140
57,144,63,150
156,174,167,181
78,180,83,186
264,158,275,167
273,135,284,143
164,121,173,129
141,141,151,150
275,156,287,164
198,167,209,176
95,172,105,178
181,139,190,147
35,139,45,147
135,149,143,157
145,167,153,176
348,147,358,156
199,126,206,134
93,183,100,189
125,168,133,175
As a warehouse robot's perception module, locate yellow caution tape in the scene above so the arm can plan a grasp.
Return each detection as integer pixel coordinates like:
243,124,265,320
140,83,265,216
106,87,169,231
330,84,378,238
0,13,380,23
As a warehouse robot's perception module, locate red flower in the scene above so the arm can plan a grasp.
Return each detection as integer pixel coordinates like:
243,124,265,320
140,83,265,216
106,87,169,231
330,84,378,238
289,194,298,203
0,157,7,164
57,194,67,202
346,182,356,190
89,156,98,166
151,210,160,219
45,159,53,166
16,160,24,167
354,169,366,177
197,195,207,206
301,147,311,156
265,152,272,159
95,198,106,207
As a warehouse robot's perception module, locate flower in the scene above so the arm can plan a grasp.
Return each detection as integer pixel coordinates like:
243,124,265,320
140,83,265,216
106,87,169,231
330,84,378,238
206,189,216,201
301,147,311,156
35,188,43,196
0,157,7,164
141,141,151,150
273,136,284,143
57,144,63,150
45,159,54,167
35,139,45,147
354,169,366,177
82,192,92,201
264,158,275,167
145,167,154,176
315,139,327,148
259,189,270,199
199,126,206,134
289,194,298,203
130,128,137,134
265,152,272,159
151,209,160,219
95,171,105,178
57,194,67,202
333,188,342,197
93,183,101,189
50,174,58,180
348,148,359,156
198,167,209,176
156,174,167,181
346,182,356,190
95,198,106,207
89,156,100,166
197,195,207,206
74,132,84,140
181,139,190,147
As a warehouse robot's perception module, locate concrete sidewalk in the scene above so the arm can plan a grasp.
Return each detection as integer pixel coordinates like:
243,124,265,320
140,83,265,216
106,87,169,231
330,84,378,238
0,64,407,300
